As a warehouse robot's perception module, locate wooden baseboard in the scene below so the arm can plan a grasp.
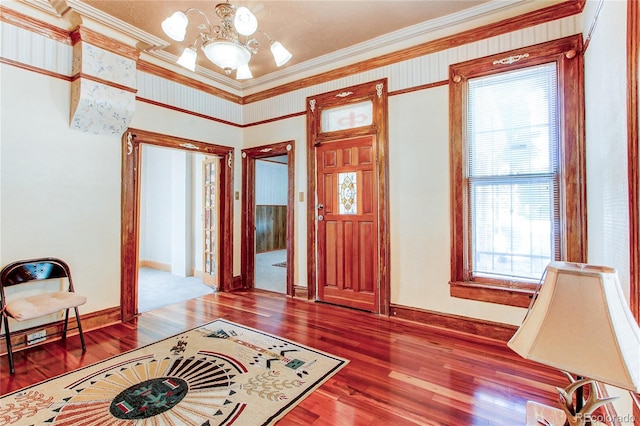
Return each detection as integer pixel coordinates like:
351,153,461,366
293,285,308,299
139,260,171,271
0,307,121,355
390,303,518,343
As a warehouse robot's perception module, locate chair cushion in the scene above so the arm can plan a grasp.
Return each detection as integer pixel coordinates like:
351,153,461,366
5,292,87,321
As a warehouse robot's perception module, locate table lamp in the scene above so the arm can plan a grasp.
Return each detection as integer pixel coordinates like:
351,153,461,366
508,262,640,425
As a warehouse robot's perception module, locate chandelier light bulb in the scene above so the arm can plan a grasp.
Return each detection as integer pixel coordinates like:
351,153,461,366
176,46,197,71
161,11,189,42
236,64,253,79
234,6,258,36
270,41,292,67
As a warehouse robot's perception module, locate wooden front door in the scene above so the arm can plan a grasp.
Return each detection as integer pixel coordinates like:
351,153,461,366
316,135,379,312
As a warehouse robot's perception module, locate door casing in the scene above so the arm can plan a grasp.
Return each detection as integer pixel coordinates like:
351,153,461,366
241,141,295,295
306,79,390,315
121,129,234,322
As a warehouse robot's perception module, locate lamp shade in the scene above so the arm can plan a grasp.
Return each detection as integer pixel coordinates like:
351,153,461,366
508,261,640,392
176,47,197,72
234,6,257,36
270,41,292,67
161,11,188,42
202,40,251,73
235,64,253,79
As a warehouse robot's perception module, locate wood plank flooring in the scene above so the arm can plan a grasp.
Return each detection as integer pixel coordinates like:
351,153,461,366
0,290,565,425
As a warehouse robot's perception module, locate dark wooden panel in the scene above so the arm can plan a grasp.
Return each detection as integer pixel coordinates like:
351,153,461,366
255,205,287,253
360,221,375,293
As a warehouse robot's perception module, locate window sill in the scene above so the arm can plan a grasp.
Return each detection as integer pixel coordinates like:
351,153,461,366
449,281,535,308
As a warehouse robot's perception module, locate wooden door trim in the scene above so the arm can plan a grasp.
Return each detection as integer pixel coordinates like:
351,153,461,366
241,141,295,295
306,79,390,315
120,128,234,322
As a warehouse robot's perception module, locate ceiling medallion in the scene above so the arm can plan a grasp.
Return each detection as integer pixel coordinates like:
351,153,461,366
161,1,292,80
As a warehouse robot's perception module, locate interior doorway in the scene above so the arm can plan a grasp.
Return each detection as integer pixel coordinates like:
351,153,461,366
241,141,295,294
136,145,217,312
121,129,234,322
254,157,288,293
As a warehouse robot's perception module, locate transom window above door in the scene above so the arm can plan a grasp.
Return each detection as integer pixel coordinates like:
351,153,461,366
320,100,373,132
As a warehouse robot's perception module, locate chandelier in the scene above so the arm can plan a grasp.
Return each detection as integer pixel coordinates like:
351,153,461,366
161,2,292,79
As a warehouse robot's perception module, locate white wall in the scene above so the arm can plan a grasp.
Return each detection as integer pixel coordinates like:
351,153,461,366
583,0,633,422
140,146,173,266
255,160,288,206
584,0,630,291
140,146,197,277
0,65,122,315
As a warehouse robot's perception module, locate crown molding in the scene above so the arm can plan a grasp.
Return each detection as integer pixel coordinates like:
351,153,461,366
240,0,528,91
21,0,62,17
65,0,167,49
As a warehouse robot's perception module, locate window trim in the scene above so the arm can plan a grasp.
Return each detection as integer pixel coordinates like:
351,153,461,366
449,35,586,308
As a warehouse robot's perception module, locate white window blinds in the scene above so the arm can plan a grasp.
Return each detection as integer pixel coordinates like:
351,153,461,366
467,63,560,281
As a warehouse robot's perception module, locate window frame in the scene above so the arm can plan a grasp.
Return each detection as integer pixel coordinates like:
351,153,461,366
449,35,586,308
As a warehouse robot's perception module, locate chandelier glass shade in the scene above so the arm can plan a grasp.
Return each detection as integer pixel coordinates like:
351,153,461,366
161,2,292,79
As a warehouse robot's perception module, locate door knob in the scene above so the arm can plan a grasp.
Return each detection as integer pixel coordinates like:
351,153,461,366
317,203,324,210
318,215,324,221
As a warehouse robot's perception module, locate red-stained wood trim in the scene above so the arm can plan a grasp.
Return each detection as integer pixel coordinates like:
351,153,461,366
70,26,139,61
0,57,71,81
120,129,234,322
241,111,306,127
137,60,242,105
0,5,71,45
449,35,586,306
241,141,295,296
293,285,307,298
628,0,639,324
388,80,448,97
450,281,534,309
627,1,639,423
243,0,585,105
0,307,121,355
389,304,518,343
70,73,137,93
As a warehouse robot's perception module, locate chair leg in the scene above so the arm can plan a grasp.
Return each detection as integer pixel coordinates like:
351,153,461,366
74,307,86,352
2,314,15,374
62,308,70,340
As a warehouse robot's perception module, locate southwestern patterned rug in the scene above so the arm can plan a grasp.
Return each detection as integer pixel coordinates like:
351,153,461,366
0,319,348,425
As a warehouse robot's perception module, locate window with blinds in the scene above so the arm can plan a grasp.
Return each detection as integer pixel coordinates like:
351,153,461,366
466,63,560,281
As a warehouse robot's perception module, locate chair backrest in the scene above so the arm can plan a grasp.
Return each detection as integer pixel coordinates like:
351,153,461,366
0,258,75,304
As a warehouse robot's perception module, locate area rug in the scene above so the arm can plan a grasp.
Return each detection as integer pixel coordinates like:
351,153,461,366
0,319,348,425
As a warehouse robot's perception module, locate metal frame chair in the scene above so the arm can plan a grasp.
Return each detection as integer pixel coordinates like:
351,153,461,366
0,257,86,374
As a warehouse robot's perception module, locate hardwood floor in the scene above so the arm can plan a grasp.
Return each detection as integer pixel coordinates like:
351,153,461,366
0,290,565,425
